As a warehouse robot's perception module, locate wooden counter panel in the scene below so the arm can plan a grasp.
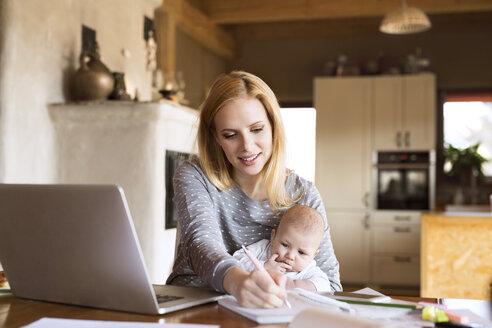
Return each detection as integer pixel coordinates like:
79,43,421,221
421,214,492,300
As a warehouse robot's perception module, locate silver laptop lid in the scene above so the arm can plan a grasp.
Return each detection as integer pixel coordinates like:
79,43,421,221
0,184,160,315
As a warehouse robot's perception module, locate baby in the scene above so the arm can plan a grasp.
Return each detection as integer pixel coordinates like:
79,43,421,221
233,204,331,292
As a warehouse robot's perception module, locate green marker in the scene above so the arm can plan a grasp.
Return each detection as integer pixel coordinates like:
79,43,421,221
337,299,421,310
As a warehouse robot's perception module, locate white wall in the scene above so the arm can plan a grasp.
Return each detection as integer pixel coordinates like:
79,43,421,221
281,107,317,182
0,0,160,183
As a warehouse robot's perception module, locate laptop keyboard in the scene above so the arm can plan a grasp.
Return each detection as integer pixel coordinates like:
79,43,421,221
156,294,184,304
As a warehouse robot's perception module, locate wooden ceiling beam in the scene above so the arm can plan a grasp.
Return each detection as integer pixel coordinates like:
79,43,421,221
202,0,492,24
231,11,492,40
156,0,235,60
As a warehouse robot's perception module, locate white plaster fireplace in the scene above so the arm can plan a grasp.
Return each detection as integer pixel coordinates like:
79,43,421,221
49,101,198,284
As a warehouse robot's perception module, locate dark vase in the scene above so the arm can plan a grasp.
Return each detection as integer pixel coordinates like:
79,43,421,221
71,46,114,101
109,72,131,100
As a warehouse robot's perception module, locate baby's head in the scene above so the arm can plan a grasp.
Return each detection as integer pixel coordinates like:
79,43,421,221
270,205,325,272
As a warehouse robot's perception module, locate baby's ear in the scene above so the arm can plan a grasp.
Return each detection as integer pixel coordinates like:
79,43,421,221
314,248,319,256
270,229,276,242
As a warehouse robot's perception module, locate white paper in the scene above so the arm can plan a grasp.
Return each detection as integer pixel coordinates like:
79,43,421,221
22,318,219,328
218,289,351,324
353,287,387,296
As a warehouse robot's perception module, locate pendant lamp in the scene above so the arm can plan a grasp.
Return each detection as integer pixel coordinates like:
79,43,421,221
380,0,431,34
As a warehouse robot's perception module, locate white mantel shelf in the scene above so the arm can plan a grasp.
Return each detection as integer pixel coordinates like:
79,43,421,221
48,101,199,284
49,100,198,122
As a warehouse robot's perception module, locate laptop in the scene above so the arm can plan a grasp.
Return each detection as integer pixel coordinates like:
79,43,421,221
0,184,223,315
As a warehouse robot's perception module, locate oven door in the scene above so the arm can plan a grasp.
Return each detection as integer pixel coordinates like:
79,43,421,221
376,164,430,210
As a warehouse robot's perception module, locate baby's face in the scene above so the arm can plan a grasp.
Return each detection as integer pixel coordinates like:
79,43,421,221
270,224,320,272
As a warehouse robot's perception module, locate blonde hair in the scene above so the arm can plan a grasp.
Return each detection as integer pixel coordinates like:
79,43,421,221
197,71,301,210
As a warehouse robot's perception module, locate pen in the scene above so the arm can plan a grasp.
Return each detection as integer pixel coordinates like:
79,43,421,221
241,245,292,308
336,299,420,309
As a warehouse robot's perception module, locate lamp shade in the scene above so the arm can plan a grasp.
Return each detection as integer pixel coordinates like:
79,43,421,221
380,5,431,34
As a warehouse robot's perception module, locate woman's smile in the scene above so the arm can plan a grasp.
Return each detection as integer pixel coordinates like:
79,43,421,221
239,153,261,165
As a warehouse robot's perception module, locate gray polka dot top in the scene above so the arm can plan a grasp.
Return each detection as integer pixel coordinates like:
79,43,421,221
166,158,342,293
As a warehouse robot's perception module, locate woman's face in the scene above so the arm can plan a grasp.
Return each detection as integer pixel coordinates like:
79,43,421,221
213,97,273,181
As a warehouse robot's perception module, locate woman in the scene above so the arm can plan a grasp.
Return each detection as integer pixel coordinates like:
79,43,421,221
167,71,341,308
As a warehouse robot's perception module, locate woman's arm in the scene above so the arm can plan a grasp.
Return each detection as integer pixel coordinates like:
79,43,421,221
173,161,239,291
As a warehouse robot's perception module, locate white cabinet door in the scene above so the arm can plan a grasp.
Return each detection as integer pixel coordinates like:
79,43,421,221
372,76,402,150
371,211,421,226
402,74,436,150
372,226,420,254
372,73,436,150
372,255,420,286
328,211,371,284
314,77,372,210
371,210,421,286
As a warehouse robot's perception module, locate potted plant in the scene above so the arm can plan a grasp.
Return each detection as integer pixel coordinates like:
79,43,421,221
444,142,488,181
444,142,489,204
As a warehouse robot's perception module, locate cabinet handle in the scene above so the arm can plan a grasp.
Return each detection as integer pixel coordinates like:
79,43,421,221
363,214,370,229
394,256,411,263
394,227,411,233
396,132,402,147
405,131,410,147
363,192,370,207
394,215,411,221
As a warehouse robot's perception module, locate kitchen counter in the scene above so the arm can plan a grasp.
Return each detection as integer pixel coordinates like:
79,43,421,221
421,212,492,300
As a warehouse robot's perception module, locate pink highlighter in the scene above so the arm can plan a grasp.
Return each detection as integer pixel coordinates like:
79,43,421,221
241,245,292,308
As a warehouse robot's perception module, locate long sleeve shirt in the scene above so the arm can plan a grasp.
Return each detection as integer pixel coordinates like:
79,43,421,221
166,159,341,293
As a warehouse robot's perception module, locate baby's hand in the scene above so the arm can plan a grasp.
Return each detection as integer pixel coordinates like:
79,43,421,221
285,277,296,290
264,254,292,273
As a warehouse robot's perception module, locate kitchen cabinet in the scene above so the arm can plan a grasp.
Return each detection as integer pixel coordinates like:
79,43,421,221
372,73,436,150
314,77,372,284
314,75,435,287
328,211,371,284
371,211,421,286
314,77,372,210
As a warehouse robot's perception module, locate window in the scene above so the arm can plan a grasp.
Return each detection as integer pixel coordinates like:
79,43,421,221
443,93,492,177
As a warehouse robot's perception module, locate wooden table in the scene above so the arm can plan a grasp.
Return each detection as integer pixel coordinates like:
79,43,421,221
1,290,258,328
1,290,490,328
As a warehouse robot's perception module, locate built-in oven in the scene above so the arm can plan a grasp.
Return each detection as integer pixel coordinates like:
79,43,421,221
373,150,435,210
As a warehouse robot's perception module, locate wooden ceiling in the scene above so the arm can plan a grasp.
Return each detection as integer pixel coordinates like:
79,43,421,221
200,0,492,24
156,0,492,69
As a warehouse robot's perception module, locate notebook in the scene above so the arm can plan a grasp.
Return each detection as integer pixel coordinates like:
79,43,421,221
0,183,223,315
218,288,353,324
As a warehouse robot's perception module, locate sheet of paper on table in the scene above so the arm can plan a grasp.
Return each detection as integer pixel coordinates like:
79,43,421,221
22,318,219,328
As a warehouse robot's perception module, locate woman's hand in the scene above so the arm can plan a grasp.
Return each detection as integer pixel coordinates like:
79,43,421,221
264,254,292,273
223,267,288,308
